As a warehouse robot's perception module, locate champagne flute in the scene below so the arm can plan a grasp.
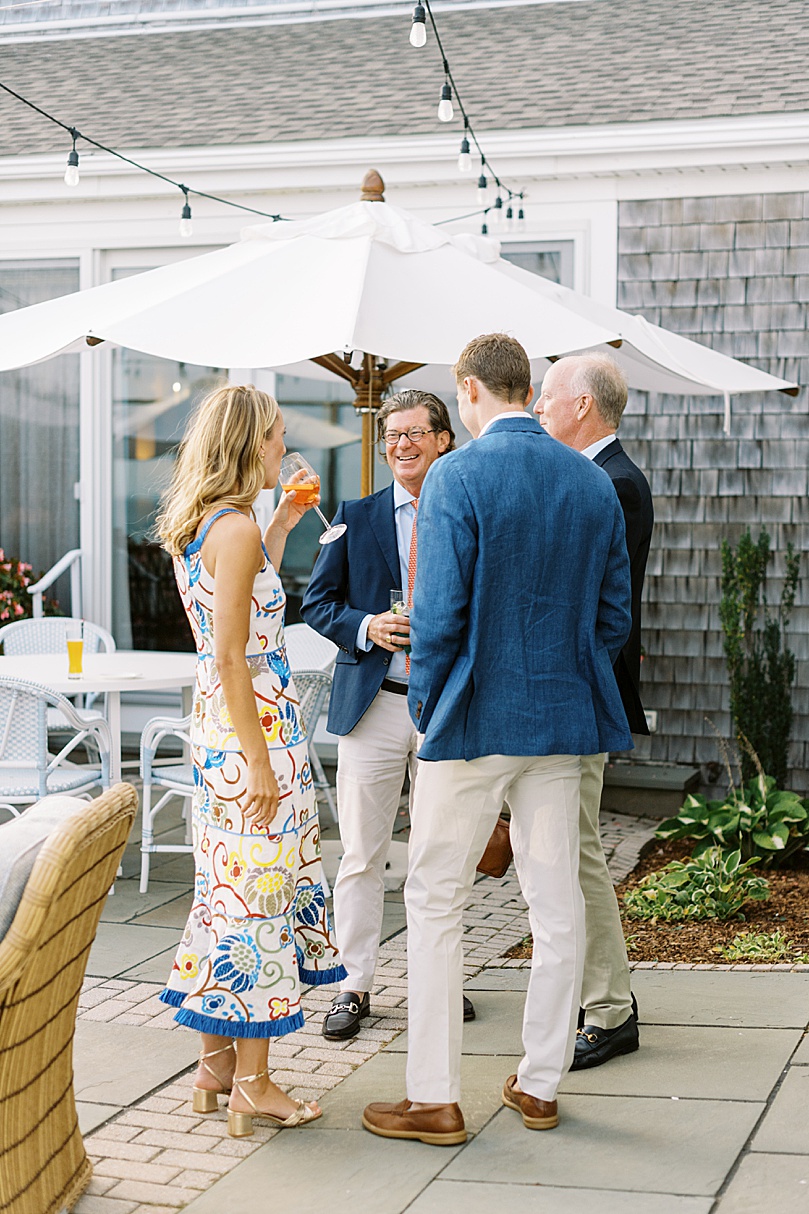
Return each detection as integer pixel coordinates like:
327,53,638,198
278,452,346,546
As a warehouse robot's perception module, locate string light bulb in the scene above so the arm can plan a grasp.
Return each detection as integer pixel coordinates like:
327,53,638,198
481,220,488,236
179,188,193,238
437,81,453,123
458,122,471,172
506,203,514,231
409,3,427,46
492,195,504,228
64,130,80,188
477,161,488,205
517,205,525,231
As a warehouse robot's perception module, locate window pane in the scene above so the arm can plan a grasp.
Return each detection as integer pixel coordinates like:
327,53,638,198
112,342,226,649
500,241,575,287
0,261,80,612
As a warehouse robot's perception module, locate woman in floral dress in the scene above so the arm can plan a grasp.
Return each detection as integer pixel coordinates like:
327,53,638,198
156,384,345,1135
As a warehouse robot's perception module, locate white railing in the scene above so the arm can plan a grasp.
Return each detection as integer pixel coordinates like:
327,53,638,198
28,549,82,618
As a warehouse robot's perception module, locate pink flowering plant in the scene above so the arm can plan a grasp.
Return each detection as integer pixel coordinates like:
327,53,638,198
0,548,59,624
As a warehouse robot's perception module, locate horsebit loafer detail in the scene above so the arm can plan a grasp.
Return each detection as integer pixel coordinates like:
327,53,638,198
570,1011,640,1070
322,991,370,1041
362,1099,467,1145
501,1076,559,1130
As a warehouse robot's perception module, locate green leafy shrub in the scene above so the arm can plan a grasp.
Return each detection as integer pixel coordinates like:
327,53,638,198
623,848,769,922
656,774,809,868
714,931,809,964
720,529,799,787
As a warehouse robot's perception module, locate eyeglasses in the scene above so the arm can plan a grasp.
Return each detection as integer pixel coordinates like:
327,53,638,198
382,427,437,445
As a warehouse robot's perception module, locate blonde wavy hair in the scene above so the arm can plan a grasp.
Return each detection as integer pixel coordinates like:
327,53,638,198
157,384,280,557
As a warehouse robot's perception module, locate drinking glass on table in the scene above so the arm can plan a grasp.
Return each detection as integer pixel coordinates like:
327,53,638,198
390,590,411,655
65,619,84,679
278,452,347,546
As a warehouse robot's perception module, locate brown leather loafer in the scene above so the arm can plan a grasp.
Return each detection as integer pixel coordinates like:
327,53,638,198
362,1098,467,1145
501,1075,558,1130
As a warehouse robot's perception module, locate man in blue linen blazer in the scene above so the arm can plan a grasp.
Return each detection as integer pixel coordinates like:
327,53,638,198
362,334,632,1148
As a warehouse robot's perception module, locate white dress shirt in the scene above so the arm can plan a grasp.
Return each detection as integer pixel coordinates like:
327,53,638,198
580,434,616,461
356,479,416,683
477,410,528,439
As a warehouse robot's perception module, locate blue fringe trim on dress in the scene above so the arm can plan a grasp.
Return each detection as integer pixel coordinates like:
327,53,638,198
172,1006,307,1038
300,963,347,988
159,987,186,1008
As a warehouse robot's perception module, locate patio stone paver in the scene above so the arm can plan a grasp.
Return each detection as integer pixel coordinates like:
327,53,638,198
561,1025,799,1101
627,970,809,1028
179,1128,464,1214
789,1032,809,1064
716,1153,809,1213
442,1095,764,1196
87,924,182,979
405,1181,714,1214
750,1067,809,1155
74,1021,200,1105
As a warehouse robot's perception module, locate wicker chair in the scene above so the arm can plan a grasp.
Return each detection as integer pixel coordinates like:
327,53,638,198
0,783,137,1214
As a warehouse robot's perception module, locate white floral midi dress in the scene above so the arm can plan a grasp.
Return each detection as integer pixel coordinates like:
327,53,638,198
160,508,345,1037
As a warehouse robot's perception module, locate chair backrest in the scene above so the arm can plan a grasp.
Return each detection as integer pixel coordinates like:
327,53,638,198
294,669,333,736
285,623,337,673
0,784,137,1214
0,617,116,657
0,680,47,770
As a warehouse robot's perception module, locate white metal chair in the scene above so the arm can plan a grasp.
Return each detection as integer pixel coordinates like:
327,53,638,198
284,623,337,673
0,676,111,819
295,669,338,825
0,617,116,719
139,713,194,893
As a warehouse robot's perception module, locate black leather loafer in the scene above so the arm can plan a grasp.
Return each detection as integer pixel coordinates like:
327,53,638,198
463,996,476,1023
322,991,370,1041
570,1011,639,1070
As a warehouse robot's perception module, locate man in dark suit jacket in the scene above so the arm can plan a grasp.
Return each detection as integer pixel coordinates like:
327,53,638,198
302,390,475,1041
535,352,654,1069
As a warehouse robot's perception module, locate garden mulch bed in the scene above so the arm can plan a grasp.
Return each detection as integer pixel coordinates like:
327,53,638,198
505,838,809,965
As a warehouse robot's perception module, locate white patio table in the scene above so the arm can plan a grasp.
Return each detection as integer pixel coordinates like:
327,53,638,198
0,649,196,783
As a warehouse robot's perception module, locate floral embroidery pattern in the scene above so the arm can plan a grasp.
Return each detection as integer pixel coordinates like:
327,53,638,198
160,513,345,1037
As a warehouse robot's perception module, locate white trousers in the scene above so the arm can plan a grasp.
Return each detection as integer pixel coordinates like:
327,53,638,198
405,753,584,1105
579,753,633,1029
333,689,419,993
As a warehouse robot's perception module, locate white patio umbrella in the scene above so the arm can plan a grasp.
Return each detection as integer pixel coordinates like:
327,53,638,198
0,173,618,491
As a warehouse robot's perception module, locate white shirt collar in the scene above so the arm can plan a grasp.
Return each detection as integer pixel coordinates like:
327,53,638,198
580,434,617,461
477,410,529,439
393,479,417,509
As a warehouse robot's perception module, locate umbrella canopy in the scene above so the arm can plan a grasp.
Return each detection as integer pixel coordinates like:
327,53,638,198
0,200,617,371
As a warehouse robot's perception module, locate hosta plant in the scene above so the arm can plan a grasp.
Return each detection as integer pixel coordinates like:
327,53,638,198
656,774,809,868
714,930,809,964
623,847,769,923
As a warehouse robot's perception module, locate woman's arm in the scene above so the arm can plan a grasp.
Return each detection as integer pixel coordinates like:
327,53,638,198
206,514,280,827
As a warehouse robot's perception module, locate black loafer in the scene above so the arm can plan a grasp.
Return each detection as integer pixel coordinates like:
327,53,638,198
570,1011,639,1070
322,991,370,1041
463,996,476,1023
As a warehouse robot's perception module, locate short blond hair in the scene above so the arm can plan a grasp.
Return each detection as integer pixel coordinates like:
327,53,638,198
453,333,532,404
156,384,279,557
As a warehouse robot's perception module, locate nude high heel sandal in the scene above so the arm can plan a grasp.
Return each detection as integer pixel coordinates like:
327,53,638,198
192,1042,236,1114
227,1069,323,1137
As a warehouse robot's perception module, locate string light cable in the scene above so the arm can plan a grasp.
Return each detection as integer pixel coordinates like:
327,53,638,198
408,0,527,232
0,79,287,224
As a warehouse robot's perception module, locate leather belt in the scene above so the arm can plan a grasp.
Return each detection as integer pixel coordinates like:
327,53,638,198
381,678,408,696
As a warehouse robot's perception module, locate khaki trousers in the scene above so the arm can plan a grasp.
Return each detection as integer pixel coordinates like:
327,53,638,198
333,689,419,994
579,752,633,1029
405,753,583,1105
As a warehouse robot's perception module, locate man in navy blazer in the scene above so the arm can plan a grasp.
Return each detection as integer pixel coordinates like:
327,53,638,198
363,334,632,1147
302,390,471,1041
536,353,653,1071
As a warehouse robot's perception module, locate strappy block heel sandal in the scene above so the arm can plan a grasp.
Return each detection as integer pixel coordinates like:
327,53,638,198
227,1068,323,1137
192,1042,236,1114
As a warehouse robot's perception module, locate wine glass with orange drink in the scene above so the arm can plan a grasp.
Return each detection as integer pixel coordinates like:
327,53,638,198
278,452,347,546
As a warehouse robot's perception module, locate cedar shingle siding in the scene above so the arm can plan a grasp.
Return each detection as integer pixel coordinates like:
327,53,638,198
617,194,809,792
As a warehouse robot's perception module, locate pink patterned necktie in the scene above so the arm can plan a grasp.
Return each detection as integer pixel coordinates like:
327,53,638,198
406,499,418,675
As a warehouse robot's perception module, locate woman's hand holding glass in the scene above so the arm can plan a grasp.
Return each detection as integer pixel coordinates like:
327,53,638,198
278,453,347,546
273,464,320,533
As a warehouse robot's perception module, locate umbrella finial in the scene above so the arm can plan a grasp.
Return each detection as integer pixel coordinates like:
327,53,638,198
361,170,385,202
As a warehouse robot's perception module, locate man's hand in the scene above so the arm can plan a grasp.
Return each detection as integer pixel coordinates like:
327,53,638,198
367,611,411,653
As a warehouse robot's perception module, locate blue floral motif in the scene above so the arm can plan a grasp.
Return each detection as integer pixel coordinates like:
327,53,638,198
201,993,226,1013
202,749,227,771
211,933,262,994
295,884,326,928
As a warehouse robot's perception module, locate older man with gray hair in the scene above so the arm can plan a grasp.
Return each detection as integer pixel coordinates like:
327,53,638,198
535,352,653,1070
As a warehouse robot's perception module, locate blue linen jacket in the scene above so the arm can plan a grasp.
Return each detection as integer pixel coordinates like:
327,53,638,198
408,414,633,761
300,484,401,737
